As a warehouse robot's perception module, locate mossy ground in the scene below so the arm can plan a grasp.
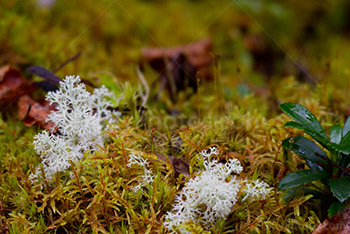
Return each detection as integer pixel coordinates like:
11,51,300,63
1,0,350,233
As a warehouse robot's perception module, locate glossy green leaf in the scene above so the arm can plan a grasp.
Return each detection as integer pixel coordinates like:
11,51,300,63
328,201,346,217
306,159,327,172
342,115,350,137
340,131,350,152
330,177,350,203
280,103,329,147
284,121,303,130
330,125,342,144
339,154,350,169
278,170,329,190
282,136,328,165
332,133,350,154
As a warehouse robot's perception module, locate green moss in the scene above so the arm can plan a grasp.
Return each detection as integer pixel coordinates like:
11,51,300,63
1,0,350,232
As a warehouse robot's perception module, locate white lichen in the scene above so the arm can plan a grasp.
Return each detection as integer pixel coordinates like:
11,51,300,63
127,153,154,192
164,147,271,233
31,75,117,181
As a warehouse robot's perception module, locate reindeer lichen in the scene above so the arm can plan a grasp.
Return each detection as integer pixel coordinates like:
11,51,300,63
31,75,117,181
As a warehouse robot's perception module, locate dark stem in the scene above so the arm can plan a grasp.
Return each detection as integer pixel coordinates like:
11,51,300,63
53,52,81,73
314,152,350,177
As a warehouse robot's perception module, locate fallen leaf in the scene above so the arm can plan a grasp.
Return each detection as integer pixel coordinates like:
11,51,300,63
27,62,96,92
141,38,213,81
155,153,190,178
0,64,11,82
26,66,61,85
141,39,213,102
313,207,350,234
18,95,56,131
0,67,36,106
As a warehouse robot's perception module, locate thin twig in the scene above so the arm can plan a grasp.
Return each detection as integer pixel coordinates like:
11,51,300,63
314,152,350,177
53,52,81,73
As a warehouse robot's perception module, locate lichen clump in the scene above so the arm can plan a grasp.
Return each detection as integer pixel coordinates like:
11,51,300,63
164,147,271,233
31,75,116,180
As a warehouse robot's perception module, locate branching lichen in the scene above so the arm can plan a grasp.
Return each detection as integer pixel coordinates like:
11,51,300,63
164,147,271,233
31,75,117,181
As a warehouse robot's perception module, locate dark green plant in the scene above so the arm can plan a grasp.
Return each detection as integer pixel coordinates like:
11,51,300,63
278,103,350,217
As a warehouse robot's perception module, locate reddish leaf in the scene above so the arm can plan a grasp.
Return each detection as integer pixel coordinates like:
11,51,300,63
141,39,213,102
0,65,11,82
0,67,36,106
141,38,213,81
18,95,56,131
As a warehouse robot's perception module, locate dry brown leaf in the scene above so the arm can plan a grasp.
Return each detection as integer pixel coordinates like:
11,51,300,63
141,38,213,81
0,67,36,106
155,153,190,178
0,65,11,82
313,207,350,234
18,95,56,131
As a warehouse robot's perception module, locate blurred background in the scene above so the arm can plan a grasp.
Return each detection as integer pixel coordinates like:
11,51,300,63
1,0,350,119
